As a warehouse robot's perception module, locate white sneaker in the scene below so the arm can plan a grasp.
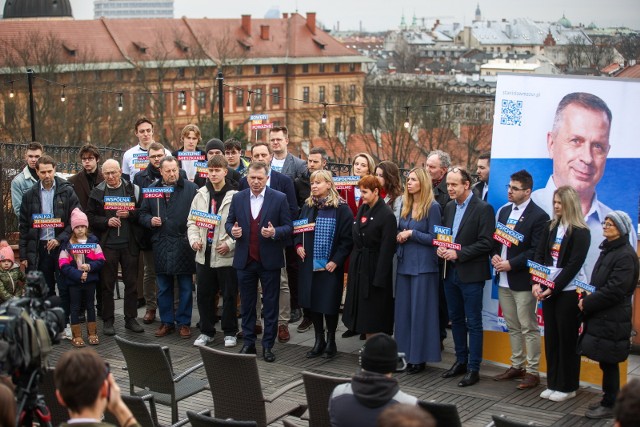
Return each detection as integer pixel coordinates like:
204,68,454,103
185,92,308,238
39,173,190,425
549,391,576,402
193,334,214,347
540,389,555,399
224,336,237,348
62,324,72,340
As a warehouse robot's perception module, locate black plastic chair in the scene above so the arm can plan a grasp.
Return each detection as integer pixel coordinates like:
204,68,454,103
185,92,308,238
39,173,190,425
115,335,207,424
301,371,350,427
492,414,539,427
418,400,462,427
187,410,258,427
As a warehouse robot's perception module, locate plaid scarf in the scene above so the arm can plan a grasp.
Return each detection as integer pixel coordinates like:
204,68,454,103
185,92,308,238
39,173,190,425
312,199,337,271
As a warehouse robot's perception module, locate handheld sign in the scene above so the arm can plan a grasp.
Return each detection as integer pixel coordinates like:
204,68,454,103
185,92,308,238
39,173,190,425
432,225,461,250
195,161,209,178
142,187,174,198
69,243,97,254
293,219,315,234
133,152,148,170
527,260,555,289
189,210,221,229
573,279,596,295
249,114,269,121
103,196,135,211
251,123,274,130
493,222,524,247
177,151,205,161
32,213,64,228
334,176,360,190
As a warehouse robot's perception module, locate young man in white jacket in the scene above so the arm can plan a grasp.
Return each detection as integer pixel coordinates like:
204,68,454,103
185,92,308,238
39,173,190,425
187,155,238,347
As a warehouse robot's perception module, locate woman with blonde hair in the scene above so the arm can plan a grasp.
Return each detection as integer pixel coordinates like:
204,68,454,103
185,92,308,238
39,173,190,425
395,168,443,374
533,185,590,402
295,170,353,358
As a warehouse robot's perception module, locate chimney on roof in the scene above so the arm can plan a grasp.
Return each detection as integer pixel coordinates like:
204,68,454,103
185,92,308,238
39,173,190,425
260,25,270,40
282,12,288,19
307,12,316,35
242,14,251,36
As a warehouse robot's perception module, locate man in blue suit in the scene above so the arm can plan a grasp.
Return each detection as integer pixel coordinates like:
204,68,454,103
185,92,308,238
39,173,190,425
226,162,292,362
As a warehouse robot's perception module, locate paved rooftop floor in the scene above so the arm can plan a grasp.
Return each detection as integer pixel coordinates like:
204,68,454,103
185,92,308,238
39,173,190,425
45,289,638,426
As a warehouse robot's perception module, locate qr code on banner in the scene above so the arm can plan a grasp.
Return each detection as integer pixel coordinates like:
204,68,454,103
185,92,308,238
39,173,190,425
500,99,523,126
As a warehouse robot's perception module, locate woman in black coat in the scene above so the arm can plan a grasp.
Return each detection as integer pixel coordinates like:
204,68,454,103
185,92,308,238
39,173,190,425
342,175,397,338
533,186,590,403
578,210,639,420
295,170,353,359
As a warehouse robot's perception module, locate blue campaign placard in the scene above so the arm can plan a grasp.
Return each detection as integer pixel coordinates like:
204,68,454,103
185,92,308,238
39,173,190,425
32,213,54,220
293,219,309,227
433,225,452,235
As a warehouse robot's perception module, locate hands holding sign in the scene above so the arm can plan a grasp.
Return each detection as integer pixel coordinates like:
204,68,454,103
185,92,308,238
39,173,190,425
437,247,458,261
261,221,276,238
491,255,512,272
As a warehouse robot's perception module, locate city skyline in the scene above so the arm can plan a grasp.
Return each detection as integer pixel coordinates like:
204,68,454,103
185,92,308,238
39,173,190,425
1,0,638,31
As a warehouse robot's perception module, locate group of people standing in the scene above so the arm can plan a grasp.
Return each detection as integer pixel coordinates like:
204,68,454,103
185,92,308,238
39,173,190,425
6,116,638,420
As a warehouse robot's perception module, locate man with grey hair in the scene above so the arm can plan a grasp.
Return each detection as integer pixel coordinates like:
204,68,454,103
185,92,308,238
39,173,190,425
531,92,636,280
87,159,144,336
426,150,451,210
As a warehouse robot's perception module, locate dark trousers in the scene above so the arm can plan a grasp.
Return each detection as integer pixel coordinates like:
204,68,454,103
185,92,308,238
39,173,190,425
196,250,238,336
285,246,300,311
101,246,139,322
443,268,484,372
542,291,581,392
69,282,96,324
438,276,449,341
35,242,68,322
237,261,280,348
600,362,619,408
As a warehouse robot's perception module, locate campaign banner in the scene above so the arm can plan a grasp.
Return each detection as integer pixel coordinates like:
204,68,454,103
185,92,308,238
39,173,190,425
249,114,269,121
334,176,360,190
103,196,135,210
69,243,98,254
189,210,220,229
293,219,315,234
574,279,596,295
195,161,209,178
481,74,640,385
493,222,524,247
142,187,174,199
32,214,64,228
177,151,205,161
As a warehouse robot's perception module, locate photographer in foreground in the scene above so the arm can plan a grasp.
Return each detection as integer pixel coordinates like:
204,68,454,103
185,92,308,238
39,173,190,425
54,348,140,427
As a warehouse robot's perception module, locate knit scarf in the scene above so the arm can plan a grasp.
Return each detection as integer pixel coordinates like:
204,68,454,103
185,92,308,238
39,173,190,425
312,197,337,271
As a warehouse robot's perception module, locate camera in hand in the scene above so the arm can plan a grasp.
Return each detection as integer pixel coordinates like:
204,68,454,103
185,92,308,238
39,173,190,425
0,270,65,426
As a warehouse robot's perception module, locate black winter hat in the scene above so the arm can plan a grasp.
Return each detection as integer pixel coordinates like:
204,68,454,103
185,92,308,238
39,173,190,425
360,333,398,374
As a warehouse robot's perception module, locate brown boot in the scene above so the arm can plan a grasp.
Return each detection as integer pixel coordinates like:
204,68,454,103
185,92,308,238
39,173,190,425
87,322,99,345
71,324,85,348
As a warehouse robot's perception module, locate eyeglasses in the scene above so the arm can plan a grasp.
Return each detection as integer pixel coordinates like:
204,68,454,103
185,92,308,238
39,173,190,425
137,128,153,134
601,221,616,229
149,154,164,159
505,185,524,192
81,157,96,162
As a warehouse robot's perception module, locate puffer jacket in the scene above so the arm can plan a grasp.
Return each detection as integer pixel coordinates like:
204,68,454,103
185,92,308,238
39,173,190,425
0,264,26,303
139,175,198,275
187,182,236,268
19,177,80,268
58,235,105,287
578,236,639,364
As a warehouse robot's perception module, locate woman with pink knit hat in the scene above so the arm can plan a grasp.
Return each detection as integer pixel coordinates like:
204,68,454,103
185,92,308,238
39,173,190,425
58,208,105,347
0,240,25,303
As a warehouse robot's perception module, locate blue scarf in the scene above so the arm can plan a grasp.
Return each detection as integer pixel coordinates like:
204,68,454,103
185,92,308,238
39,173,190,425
312,201,337,271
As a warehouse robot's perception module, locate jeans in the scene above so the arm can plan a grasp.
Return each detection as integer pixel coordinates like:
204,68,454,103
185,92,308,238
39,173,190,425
444,268,484,372
69,282,96,324
157,273,193,327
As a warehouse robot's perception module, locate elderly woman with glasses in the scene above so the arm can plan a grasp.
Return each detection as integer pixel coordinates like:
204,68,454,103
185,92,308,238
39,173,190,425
577,211,639,420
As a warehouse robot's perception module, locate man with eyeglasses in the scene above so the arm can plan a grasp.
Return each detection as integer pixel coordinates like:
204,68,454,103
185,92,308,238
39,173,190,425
121,117,171,182
491,170,549,390
531,92,636,280
268,125,307,180
225,138,250,177
68,144,104,210
438,166,494,387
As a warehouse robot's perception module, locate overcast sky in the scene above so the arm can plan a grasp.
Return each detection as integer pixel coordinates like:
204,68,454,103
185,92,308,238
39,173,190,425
3,0,639,31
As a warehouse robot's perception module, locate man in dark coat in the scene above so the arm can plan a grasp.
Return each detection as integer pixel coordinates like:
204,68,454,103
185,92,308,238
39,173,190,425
19,155,80,300
87,159,144,336
438,166,494,388
68,144,104,210
139,156,198,339
225,162,292,362
491,170,549,390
